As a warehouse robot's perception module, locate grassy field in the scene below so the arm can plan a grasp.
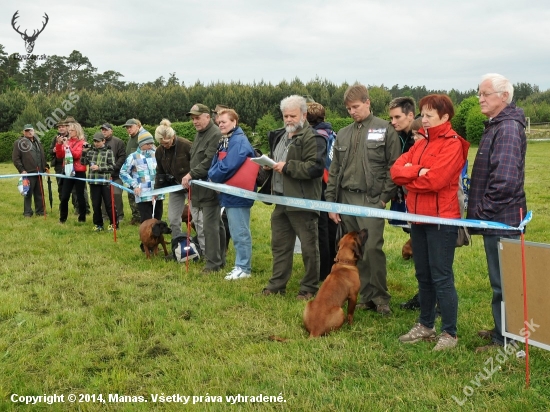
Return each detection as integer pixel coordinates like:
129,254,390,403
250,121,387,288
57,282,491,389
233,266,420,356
1,142,550,411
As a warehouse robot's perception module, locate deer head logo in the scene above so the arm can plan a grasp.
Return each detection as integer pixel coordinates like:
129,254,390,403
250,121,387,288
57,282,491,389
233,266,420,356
11,11,49,54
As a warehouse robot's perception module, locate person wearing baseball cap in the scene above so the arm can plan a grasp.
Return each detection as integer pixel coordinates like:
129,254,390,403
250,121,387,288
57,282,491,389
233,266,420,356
181,103,226,273
100,122,126,222
12,124,47,217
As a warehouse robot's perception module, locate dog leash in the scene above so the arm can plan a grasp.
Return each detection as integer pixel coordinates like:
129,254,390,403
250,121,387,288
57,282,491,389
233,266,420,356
152,198,156,218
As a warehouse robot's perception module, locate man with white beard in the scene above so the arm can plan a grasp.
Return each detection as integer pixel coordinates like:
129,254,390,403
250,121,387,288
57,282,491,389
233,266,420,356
261,95,327,300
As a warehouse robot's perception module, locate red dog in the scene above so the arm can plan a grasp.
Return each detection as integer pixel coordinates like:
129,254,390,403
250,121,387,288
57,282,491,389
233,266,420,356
303,229,368,337
139,219,171,259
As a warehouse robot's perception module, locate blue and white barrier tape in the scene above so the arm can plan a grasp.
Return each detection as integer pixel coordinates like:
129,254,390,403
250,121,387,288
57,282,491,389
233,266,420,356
189,180,531,232
3,172,532,231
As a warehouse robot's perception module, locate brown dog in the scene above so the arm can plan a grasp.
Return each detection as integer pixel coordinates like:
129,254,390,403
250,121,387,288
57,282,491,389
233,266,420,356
303,229,368,338
402,238,413,260
139,219,172,259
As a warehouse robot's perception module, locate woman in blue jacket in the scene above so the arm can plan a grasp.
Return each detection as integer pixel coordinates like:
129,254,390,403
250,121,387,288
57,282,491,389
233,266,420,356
208,109,255,280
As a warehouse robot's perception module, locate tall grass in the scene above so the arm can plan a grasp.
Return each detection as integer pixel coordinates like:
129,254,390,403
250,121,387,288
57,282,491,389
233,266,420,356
0,142,549,411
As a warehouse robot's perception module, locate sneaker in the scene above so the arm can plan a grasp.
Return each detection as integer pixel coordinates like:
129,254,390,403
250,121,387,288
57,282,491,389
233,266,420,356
107,224,117,232
224,267,251,280
399,323,436,343
433,332,458,351
92,225,104,232
296,291,315,301
400,293,420,310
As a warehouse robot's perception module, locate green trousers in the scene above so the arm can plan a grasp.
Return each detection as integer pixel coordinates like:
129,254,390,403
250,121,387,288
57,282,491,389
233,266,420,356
266,205,319,294
340,190,390,305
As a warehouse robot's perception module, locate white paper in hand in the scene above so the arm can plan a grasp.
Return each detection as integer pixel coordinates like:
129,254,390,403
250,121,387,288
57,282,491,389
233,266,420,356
251,154,276,168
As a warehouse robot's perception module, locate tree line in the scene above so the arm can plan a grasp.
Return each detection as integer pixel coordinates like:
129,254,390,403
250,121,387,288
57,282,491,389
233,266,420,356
1,45,549,141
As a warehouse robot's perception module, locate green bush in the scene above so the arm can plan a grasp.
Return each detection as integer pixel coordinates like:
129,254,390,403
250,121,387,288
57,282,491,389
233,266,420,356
0,131,20,164
328,117,354,133
452,96,479,137
465,106,486,145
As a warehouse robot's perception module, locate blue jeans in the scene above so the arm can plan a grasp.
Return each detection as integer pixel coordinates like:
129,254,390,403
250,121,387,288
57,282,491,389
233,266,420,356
411,224,458,337
483,234,519,345
226,207,252,273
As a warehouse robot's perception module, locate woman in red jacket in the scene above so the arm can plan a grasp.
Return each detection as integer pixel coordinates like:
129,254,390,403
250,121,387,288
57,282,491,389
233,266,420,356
390,94,470,351
56,122,88,223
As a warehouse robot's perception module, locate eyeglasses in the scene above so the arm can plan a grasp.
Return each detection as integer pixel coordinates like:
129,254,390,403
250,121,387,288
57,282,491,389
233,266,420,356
477,91,502,99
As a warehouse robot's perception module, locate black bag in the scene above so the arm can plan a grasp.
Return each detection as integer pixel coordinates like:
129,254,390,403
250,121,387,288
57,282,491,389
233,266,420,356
253,148,270,188
456,226,471,247
171,234,200,263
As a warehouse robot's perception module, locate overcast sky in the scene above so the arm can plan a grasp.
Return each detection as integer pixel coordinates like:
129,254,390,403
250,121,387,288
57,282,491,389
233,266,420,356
2,0,550,92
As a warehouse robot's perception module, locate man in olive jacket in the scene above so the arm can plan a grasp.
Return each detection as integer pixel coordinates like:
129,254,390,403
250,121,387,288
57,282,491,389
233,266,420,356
12,124,47,217
326,83,401,315
182,104,226,273
261,95,327,300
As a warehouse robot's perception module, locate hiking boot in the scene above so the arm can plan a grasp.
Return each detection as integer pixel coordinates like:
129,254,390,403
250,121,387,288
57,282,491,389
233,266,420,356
357,301,376,311
433,332,458,351
399,323,436,343
92,225,104,232
376,304,391,315
400,293,420,310
477,329,495,341
224,267,251,280
296,291,315,301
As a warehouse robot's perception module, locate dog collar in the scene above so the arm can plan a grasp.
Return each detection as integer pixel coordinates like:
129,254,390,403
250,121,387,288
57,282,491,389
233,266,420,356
334,258,357,266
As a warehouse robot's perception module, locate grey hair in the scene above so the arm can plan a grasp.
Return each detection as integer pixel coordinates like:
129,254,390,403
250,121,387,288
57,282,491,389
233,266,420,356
280,95,307,114
480,73,514,104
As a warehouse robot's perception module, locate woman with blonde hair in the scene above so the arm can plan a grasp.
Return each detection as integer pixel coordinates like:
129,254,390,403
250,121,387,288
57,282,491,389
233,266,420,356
154,119,192,240
55,121,88,223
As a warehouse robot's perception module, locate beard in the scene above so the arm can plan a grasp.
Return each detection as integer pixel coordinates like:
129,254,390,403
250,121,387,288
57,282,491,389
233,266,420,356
285,119,305,134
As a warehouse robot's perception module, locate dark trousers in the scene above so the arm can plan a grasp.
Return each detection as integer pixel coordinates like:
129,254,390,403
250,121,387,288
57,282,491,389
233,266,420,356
59,172,86,222
23,175,44,217
267,206,319,294
137,200,164,223
128,192,141,220
483,234,519,345
102,177,124,221
90,184,117,227
317,212,336,281
411,224,458,337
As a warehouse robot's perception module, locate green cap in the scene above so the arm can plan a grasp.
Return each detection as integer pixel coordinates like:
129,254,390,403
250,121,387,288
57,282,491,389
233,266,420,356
123,118,139,127
187,103,210,116
93,132,105,141
24,124,34,130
